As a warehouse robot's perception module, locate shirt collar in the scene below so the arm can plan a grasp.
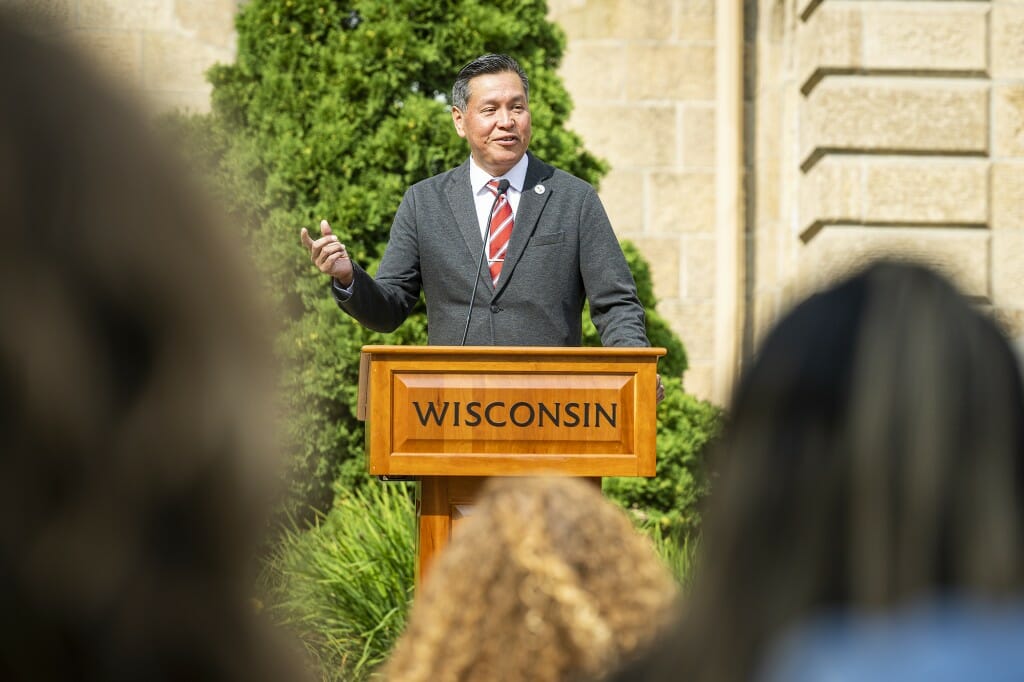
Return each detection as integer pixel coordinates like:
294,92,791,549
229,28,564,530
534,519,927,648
469,154,529,195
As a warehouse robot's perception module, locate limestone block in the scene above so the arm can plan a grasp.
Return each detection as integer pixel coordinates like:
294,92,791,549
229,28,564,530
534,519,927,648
993,85,1024,157
752,227,779,290
661,299,716,362
798,0,821,22
798,3,861,89
146,86,214,114
630,236,682,299
547,0,673,41
993,229,1024,304
683,235,716,299
569,104,677,168
799,3,987,92
78,0,173,30
801,157,989,234
992,162,1024,231
559,43,628,103
627,44,715,101
992,4,1024,78
753,91,784,223
990,306,1024,340
4,0,74,29
682,363,715,402
174,0,238,49
862,159,988,224
73,29,143,86
801,78,989,166
142,31,229,96
679,0,716,42
684,105,716,168
650,171,715,234
755,161,782,228
801,225,990,298
598,168,645,234
755,29,786,93
862,4,987,72
800,157,862,233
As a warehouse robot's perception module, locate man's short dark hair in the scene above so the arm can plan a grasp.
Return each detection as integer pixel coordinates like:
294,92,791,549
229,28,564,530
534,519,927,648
452,54,529,111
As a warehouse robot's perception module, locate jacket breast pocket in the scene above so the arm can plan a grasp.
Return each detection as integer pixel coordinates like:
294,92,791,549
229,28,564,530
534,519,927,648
531,231,565,247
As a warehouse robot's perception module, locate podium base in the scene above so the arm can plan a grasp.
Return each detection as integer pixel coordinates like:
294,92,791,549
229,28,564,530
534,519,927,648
414,475,601,584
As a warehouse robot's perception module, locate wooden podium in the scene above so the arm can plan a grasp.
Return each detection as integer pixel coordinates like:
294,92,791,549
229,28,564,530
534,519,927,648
357,345,664,581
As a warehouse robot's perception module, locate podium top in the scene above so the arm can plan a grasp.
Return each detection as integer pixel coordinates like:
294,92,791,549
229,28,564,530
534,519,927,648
360,345,666,358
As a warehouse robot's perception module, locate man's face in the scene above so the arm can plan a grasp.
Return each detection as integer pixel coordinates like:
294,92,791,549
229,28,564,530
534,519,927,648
452,70,532,177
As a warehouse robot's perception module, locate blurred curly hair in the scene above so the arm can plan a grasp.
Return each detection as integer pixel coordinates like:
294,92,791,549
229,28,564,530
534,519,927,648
383,476,680,682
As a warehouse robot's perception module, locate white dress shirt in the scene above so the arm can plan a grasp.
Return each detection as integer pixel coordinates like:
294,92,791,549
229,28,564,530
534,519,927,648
468,153,529,238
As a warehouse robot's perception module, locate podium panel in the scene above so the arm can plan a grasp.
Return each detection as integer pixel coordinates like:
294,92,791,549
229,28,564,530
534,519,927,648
360,345,663,478
357,345,664,580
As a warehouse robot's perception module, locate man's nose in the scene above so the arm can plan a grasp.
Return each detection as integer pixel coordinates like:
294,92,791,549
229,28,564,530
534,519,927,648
497,110,515,127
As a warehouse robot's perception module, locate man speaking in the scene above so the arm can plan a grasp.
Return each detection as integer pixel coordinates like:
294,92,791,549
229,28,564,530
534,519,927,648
301,54,656,374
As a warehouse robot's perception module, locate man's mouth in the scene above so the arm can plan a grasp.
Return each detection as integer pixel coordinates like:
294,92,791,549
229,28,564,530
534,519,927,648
493,135,519,145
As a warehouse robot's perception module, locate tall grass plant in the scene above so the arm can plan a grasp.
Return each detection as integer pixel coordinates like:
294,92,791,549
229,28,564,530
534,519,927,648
264,482,416,681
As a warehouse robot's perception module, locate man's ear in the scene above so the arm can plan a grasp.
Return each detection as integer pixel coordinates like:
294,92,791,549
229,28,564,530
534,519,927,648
451,107,467,138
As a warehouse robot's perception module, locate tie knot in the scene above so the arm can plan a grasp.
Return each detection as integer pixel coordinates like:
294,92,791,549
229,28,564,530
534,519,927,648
487,179,502,195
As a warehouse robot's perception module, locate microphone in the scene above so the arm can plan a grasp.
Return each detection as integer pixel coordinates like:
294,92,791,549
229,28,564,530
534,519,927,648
461,179,510,345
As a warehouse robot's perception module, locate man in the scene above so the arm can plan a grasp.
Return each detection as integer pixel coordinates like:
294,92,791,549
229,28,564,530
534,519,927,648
301,54,656,362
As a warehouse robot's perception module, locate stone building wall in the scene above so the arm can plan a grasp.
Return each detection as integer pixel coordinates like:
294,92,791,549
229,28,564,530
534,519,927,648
3,0,238,113
750,0,1024,349
7,0,1020,403
548,0,720,399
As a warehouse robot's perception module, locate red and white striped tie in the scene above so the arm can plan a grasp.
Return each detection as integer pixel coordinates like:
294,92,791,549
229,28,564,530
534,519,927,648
486,179,514,285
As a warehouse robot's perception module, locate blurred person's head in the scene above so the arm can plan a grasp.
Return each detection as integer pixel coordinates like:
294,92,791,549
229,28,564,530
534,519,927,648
618,261,1024,682
0,12,297,680
383,476,680,682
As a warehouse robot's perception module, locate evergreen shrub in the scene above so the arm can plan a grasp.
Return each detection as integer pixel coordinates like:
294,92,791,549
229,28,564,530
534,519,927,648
605,378,723,541
181,0,612,516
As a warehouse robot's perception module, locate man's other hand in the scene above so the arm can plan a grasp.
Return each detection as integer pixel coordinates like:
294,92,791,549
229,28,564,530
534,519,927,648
300,219,354,287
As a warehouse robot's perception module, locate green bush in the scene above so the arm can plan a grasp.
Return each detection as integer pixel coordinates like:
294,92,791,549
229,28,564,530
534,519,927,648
263,481,416,681
604,376,723,541
177,0,615,517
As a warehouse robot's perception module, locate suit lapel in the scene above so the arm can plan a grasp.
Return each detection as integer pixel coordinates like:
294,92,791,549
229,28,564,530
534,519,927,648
493,154,553,296
445,160,485,264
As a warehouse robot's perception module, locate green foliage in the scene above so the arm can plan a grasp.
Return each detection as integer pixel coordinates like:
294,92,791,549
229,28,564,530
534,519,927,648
263,482,416,681
604,376,722,541
642,527,701,588
179,0,614,516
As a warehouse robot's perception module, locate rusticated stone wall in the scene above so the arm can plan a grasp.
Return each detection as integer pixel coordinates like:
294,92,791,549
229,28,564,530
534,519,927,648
750,0,1024,348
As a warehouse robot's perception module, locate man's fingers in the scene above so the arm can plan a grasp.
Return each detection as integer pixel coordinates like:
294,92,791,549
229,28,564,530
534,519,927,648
316,241,348,269
318,241,345,259
303,220,350,276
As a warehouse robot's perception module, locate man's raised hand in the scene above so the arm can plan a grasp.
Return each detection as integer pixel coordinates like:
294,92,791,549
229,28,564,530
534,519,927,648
300,219,354,287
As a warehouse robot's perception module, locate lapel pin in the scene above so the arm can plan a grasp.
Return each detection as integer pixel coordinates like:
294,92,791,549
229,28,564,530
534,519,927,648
534,184,546,195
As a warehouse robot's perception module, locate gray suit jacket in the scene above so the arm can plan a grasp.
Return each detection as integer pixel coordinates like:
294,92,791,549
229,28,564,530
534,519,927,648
335,153,649,347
